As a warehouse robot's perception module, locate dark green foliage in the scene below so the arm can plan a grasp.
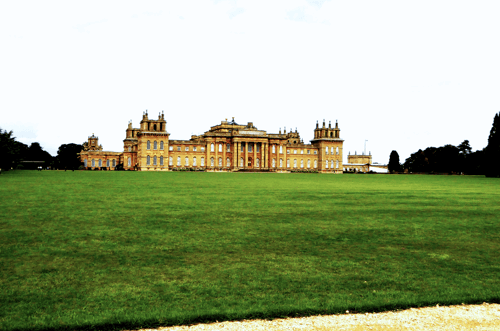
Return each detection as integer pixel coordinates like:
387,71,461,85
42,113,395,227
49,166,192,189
0,129,25,171
388,150,401,173
1,171,499,330
485,112,500,177
56,143,83,170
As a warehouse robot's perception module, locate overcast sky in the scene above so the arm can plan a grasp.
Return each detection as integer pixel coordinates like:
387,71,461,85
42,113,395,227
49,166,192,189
2,1,499,163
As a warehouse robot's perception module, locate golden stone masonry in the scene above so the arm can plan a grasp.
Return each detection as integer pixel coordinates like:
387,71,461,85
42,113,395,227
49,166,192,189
80,111,345,173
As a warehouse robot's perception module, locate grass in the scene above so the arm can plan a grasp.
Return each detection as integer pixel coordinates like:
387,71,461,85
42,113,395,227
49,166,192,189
0,170,499,330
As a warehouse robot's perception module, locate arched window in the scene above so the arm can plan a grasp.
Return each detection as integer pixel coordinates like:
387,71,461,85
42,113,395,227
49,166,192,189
153,156,157,165
331,160,334,169
240,157,243,167
193,157,197,166
336,160,339,168
314,160,317,168
185,157,189,166
147,156,150,165
147,141,151,150
248,143,252,153
219,144,222,152
331,147,334,154
272,158,276,167
98,159,102,167
154,141,158,150
127,158,131,167
211,143,214,152
201,157,205,166
279,158,283,167
325,147,328,154
106,159,110,167
307,159,310,168
160,156,164,166
160,141,164,150
325,160,328,168
226,157,230,167
227,144,230,152
256,144,260,153
279,145,283,154
128,146,131,152
287,159,290,168
256,158,260,168
336,147,339,155
177,156,181,166
272,145,276,153
218,157,222,167
293,159,297,168
300,159,304,168
169,156,173,166
211,157,214,166
84,159,87,167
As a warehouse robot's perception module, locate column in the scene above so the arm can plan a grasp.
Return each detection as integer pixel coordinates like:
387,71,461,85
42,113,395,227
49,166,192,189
253,142,257,168
222,141,226,169
244,142,248,169
214,140,218,169
232,141,237,170
283,145,287,169
264,142,268,169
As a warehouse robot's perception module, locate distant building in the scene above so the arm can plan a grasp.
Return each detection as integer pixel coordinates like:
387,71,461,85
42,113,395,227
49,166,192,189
80,111,346,173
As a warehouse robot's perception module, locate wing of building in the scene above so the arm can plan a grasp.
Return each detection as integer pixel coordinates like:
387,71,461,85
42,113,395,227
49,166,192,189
80,111,345,173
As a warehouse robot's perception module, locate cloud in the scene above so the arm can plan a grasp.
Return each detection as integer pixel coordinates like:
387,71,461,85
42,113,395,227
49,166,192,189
228,7,245,19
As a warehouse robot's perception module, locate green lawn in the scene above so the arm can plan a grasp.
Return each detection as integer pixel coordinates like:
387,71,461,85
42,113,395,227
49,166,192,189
0,171,499,330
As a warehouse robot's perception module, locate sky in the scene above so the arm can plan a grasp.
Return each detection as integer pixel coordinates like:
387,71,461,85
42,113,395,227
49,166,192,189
2,0,499,163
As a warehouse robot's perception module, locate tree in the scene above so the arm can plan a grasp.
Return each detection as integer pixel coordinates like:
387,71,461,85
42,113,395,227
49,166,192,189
388,150,401,173
485,112,500,177
56,143,83,170
0,128,24,170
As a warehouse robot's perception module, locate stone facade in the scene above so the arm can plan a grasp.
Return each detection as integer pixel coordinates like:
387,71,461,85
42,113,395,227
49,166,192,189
81,112,345,173
344,152,372,172
80,134,122,170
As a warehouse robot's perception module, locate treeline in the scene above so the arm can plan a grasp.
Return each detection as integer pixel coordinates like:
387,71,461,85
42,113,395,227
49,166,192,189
389,112,500,177
0,128,83,171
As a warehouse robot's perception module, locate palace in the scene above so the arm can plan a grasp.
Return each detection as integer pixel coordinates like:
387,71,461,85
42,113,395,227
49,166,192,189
80,111,344,173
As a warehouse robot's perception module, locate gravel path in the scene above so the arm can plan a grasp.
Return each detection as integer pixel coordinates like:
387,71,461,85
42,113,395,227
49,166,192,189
131,303,500,331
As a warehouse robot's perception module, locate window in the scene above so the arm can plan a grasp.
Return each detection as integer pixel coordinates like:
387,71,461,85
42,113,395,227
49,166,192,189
279,158,283,167
177,146,181,151
201,147,205,152
169,156,173,166
325,147,328,154
106,159,110,167
241,144,244,152
219,144,222,152
287,150,290,154
128,146,131,152
240,157,244,167
127,157,131,167
112,159,115,167
279,145,283,154
147,141,151,150
193,147,197,152
287,159,290,168
248,144,253,153
154,141,157,150
160,141,164,150
307,150,310,154
272,158,276,167
331,160,334,169
331,147,334,155
272,145,276,153
226,157,230,167
185,147,189,151
227,144,230,152
98,159,102,167
211,143,214,152
153,156,157,165
211,157,214,166
185,157,189,166
336,147,339,155
201,157,205,166
193,157,197,166
314,150,317,155
336,160,339,168
325,160,328,168
160,156,164,166
257,144,260,153
256,158,260,167
301,150,304,154
314,160,317,168
177,156,181,166
147,156,150,165
307,159,310,168
294,150,297,154
293,159,297,168
169,146,173,151
218,157,222,167
84,159,87,167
